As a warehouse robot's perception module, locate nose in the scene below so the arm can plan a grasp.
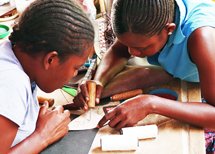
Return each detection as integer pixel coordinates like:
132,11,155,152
73,70,78,77
128,48,141,57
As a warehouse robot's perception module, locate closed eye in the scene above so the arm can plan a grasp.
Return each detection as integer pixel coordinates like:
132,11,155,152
134,46,150,52
74,64,83,70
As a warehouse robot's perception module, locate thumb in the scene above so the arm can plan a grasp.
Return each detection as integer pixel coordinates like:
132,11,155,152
39,101,49,115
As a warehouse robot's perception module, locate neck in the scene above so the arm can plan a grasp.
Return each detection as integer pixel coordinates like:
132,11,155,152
12,45,41,82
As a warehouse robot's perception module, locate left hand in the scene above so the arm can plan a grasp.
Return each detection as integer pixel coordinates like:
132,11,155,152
98,95,153,130
63,80,103,111
35,102,71,147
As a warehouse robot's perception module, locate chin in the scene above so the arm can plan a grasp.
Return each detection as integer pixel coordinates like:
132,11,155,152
38,85,57,93
135,55,146,58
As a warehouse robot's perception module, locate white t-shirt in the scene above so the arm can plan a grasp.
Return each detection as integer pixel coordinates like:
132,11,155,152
0,40,39,146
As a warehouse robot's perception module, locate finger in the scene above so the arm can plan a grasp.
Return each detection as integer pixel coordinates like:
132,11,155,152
53,105,64,113
63,110,71,118
108,115,122,128
73,93,88,107
95,84,103,104
64,117,71,126
79,83,89,102
55,116,71,129
97,116,109,128
53,126,69,141
73,95,88,111
115,120,128,130
53,111,71,130
58,113,71,126
39,101,49,115
63,103,80,110
83,103,89,111
97,110,116,128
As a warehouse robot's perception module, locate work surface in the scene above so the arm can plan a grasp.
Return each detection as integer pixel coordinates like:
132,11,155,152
39,79,205,154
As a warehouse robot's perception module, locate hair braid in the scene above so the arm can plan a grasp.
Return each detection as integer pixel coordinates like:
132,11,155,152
9,0,94,61
112,0,175,37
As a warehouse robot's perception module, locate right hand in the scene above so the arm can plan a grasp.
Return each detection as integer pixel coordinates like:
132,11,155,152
35,102,71,148
71,80,103,111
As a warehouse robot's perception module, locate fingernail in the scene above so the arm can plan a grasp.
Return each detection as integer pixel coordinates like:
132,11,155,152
84,106,88,111
96,98,100,104
86,97,89,101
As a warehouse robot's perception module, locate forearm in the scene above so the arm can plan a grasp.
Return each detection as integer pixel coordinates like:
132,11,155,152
94,39,130,86
149,96,215,129
9,131,47,154
101,66,174,98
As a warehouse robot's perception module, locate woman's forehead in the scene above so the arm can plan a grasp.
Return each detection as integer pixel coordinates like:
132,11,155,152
117,32,159,47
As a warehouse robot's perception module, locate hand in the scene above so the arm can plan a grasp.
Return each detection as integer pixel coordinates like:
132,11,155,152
69,80,103,111
35,102,71,147
98,95,153,130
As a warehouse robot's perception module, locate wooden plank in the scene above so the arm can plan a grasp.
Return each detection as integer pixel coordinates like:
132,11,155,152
186,82,205,154
88,80,205,154
38,78,205,154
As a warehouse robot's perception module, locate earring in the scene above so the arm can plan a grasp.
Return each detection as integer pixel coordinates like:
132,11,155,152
168,32,172,35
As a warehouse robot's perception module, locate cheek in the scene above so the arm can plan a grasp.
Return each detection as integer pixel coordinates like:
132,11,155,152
158,34,169,50
67,68,80,82
56,67,75,84
147,43,164,56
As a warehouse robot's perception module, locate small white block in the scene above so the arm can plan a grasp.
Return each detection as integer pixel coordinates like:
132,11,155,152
121,124,158,140
100,135,138,151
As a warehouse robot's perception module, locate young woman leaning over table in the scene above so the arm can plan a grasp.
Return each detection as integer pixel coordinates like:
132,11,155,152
65,0,215,153
0,0,94,153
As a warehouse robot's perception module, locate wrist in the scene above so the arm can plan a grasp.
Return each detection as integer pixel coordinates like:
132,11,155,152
10,131,49,154
93,77,104,86
32,130,49,150
141,95,160,115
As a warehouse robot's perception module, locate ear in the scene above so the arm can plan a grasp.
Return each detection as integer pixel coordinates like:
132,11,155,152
43,51,59,70
165,23,176,35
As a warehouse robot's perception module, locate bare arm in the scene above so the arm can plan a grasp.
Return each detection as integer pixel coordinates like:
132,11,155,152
149,26,215,129
101,65,173,98
69,39,131,109
98,27,215,130
94,39,131,86
71,39,173,108
95,38,173,98
3,103,71,154
151,26,215,129
0,116,18,154
98,95,215,130
188,26,215,105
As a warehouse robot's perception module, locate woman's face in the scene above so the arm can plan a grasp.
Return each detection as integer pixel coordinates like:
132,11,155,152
38,46,94,93
117,28,169,57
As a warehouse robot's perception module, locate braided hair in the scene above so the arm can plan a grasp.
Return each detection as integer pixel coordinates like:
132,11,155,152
111,0,175,37
9,0,94,61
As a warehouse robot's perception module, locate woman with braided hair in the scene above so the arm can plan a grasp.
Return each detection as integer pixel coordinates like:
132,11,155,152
70,0,215,152
0,0,94,153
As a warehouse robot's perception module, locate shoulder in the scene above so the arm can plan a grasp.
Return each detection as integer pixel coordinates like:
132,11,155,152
179,0,215,36
0,68,31,125
188,26,215,63
0,68,30,103
188,26,215,103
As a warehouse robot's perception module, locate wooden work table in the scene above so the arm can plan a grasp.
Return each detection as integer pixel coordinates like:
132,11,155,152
40,79,206,154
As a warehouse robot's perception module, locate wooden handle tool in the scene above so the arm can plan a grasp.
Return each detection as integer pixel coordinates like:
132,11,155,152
87,80,97,108
37,96,55,107
110,89,143,101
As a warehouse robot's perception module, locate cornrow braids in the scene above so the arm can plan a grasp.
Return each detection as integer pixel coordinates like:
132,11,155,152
9,0,94,61
111,0,175,37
